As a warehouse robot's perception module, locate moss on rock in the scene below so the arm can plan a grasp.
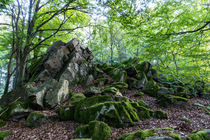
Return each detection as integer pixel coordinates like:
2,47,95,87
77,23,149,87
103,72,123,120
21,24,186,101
158,94,188,107
134,92,144,98
153,110,168,119
25,112,45,128
76,121,112,140
118,128,181,140
142,80,160,97
111,82,128,90
187,129,209,140
58,105,74,121
102,87,122,96
84,87,101,97
69,93,86,105
0,131,9,140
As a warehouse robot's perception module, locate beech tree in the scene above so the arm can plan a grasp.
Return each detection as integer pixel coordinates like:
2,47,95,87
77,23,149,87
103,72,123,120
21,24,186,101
0,0,91,93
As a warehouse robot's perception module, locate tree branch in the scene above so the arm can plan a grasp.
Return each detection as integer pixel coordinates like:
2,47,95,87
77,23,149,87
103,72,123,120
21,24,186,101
166,21,210,36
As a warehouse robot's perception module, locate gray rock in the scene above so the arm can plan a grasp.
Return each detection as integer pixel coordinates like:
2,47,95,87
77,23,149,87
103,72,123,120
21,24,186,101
28,79,69,109
145,136,175,140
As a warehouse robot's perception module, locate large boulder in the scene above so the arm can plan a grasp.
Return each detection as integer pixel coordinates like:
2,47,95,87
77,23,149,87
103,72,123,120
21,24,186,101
10,38,94,110
27,79,69,109
58,95,167,127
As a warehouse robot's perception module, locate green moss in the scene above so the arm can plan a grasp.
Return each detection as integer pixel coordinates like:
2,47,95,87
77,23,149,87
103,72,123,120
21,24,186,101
76,121,112,140
142,80,160,97
96,78,109,86
180,117,191,124
74,100,140,127
69,93,86,105
153,110,168,119
169,133,181,140
134,92,144,98
159,94,188,107
137,100,147,107
25,112,45,128
118,129,155,140
102,87,122,96
187,130,208,140
111,82,128,90
58,105,74,121
0,131,9,140
0,101,29,120
118,128,182,140
136,106,152,119
0,120,6,127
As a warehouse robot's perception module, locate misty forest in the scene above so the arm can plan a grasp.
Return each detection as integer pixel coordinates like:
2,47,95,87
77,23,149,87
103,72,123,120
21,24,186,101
0,0,209,139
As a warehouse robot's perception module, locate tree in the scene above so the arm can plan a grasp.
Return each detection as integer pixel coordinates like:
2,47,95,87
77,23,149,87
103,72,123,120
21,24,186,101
0,0,91,93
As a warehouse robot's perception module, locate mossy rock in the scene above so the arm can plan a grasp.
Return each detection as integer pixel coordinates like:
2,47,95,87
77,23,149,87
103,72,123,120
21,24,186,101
25,112,45,128
102,87,122,96
0,131,9,140
111,82,128,90
112,70,127,83
0,120,6,127
69,93,86,105
58,105,74,121
187,129,210,140
73,95,167,127
96,78,109,86
74,101,140,127
134,92,144,98
118,129,155,140
135,61,152,73
76,121,112,140
158,94,188,107
153,110,168,119
0,101,31,120
118,128,181,140
84,87,101,97
142,80,160,97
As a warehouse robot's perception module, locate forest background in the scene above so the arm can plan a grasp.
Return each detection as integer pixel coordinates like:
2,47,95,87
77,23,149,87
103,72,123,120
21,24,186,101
0,0,209,94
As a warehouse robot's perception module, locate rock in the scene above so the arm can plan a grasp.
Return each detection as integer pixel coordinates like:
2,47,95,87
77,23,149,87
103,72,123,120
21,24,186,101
84,87,101,97
102,87,122,96
69,93,86,105
118,128,181,140
58,105,75,121
0,101,32,121
187,129,210,140
76,121,112,140
145,136,175,140
96,78,109,86
134,92,144,98
153,110,168,119
44,79,69,108
0,131,9,139
125,66,137,77
58,95,167,127
157,87,174,96
93,66,104,78
180,117,191,124
135,61,152,73
158,94,188,107
142,80,160,97
28,79,69,109
110,82,128,90
25,112,45,128
111,69,127,83
83,75,94,87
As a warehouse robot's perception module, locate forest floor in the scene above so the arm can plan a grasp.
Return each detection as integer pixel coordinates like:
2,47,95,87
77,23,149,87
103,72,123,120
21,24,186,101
0,85,209,140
